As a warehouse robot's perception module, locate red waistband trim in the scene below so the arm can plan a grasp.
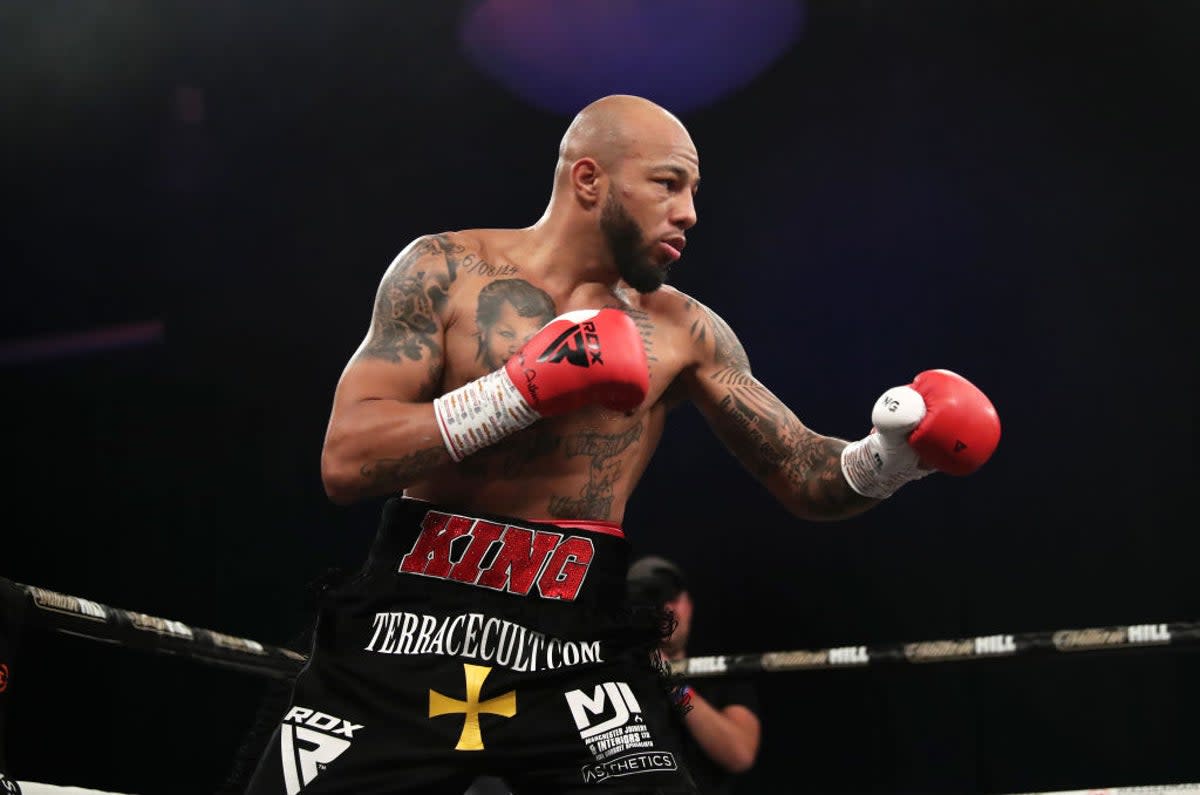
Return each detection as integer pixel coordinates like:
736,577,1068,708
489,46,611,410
531,518,625,539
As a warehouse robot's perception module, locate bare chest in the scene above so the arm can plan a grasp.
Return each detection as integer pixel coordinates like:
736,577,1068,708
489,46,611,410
440,275,688,407
413,273,686,519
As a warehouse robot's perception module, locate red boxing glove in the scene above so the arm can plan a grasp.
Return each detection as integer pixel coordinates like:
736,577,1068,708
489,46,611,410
433,308,649,461
908,369,1001,476
841,369,1000,498
504,308,649,416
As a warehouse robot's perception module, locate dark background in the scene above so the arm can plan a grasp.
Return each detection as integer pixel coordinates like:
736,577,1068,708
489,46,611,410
3,1,1197,793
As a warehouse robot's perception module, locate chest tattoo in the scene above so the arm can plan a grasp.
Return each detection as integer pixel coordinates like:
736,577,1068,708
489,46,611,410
547,422,644,519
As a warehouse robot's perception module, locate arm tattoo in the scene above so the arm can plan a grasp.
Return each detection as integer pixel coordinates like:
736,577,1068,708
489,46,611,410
687,300,750,369
695,302,868,516
686,298,707,346
362,235,460,363
714,374,793,477
710,373,865,515
358,447,446,492
704,307,751,370
781,435,854,508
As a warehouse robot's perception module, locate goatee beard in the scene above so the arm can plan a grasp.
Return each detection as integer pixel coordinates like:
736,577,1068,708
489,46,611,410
601,191,667,293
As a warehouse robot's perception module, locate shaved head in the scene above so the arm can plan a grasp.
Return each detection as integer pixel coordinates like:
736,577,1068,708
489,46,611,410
540,94,700,293
555,94,693,181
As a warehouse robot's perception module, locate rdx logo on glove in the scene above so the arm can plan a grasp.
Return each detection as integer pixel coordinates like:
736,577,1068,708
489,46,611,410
537,320,603,367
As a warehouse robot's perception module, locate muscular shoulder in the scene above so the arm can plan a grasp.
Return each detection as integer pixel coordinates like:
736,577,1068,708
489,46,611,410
379,232,464,293
379,229,522,305
634,286,750,371
388,230,513,280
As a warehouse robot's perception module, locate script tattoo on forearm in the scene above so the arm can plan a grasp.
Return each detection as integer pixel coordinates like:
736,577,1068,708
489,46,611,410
548,423,644,519
359,447,446,491
695,303,866,515
711,370,863,514
362,234,461,364
713,370,792,476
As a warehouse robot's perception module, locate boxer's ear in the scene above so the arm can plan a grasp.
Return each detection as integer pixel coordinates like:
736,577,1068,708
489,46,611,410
570,157,603,207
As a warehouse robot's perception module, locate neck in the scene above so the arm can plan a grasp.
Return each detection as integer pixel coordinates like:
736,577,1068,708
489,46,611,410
520,201,620,295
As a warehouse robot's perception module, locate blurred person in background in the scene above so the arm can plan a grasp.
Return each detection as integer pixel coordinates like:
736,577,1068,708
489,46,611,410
628,556,761,794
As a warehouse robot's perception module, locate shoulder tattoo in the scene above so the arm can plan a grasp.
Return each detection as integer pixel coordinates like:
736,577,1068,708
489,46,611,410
362,235,461,363
688,303,751,371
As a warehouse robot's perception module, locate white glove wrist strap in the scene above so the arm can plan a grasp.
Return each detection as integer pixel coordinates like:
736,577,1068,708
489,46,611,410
432,369,540,462
840,433,929,499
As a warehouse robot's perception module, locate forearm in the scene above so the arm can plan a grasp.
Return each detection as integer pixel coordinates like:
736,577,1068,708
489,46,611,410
681,690,759,774
769,433,879,521
689,361,878,521
321,399,452,504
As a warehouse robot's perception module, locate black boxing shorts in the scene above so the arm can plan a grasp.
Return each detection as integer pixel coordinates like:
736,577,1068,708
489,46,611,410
244,498,697,794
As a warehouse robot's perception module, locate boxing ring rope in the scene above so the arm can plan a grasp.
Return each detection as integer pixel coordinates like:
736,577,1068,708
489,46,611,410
669,620,1200,678
11,581,305,681
9,580,1197,680
3,578,1198,795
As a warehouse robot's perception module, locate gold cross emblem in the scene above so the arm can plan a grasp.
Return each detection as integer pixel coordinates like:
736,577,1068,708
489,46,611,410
428,663,516,750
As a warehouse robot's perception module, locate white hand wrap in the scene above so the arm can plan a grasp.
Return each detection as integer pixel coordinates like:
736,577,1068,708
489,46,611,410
432,369,540,462
840,385,931,499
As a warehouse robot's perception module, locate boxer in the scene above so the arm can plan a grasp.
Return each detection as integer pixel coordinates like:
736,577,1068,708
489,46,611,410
245,94,999,794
